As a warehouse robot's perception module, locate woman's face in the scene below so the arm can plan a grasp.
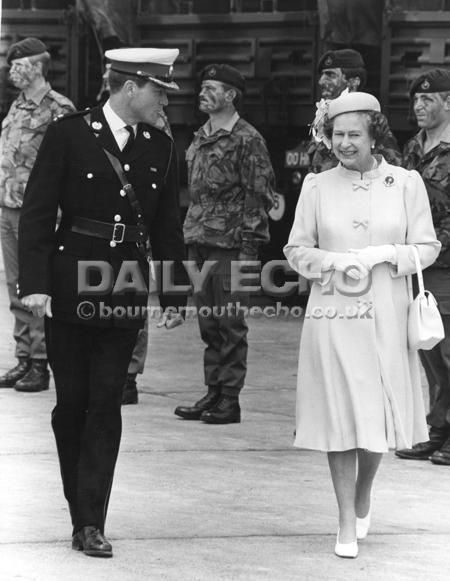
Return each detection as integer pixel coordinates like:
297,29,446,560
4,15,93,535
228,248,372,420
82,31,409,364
331,112,375,172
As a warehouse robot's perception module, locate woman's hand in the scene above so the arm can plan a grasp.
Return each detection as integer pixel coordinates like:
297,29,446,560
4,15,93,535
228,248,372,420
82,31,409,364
349,245,396,270
325,253,370,280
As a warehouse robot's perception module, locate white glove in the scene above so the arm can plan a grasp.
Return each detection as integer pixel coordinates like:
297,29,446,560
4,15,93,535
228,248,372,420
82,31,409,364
21,294,52,318
322,252,370,280
349,245,397,270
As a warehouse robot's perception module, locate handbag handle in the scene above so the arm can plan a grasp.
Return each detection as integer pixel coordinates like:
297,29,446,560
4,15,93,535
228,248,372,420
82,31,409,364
410,245,425,295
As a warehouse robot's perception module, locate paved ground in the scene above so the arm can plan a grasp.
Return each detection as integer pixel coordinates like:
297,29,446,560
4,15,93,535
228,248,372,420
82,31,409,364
0,272,449,581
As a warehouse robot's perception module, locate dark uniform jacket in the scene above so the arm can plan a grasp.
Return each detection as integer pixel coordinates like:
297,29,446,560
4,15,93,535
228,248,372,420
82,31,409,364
18,106,186,327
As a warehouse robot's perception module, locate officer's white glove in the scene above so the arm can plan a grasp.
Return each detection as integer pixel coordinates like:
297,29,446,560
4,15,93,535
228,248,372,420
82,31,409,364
156,312,184,330
21,294,52,318
322,252,370,280
349,245,397,270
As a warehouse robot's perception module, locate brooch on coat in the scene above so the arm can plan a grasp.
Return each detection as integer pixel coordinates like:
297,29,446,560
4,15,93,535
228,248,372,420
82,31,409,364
384,175,394,187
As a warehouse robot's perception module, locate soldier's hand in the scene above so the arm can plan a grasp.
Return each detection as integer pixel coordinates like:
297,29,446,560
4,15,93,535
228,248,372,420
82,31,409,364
21,294,52,318
156,312,184,330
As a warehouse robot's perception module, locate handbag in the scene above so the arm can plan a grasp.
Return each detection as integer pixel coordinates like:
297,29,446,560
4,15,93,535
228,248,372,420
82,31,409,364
407,245,445,350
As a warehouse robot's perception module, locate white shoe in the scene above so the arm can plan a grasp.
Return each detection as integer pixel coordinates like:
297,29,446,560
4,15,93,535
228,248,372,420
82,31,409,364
334,529,358,558
356,507,371,540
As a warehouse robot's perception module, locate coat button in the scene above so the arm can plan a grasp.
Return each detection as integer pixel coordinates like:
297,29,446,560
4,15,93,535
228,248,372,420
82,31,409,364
87,173,93,179
124,164,130,171
152,183,157,189
114,214,121,222
110,241,117,248
120,189,126,197
58,245,64,251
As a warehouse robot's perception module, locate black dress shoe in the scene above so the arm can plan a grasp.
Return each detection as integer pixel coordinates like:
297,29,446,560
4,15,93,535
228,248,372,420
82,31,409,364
122,373,138,405
430,437,450,465
200,395,241,424
395,426,449,460
72,525,112,558
14,360,49,392
0,358,31,388
174,388,221,420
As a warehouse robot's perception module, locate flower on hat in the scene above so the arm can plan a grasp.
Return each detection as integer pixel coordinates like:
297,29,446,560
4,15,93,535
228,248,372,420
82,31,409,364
310,89,349,149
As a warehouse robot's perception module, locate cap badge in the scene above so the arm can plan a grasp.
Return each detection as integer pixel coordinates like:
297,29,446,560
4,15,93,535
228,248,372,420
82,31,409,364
421,79,430,90
208,67,217,77
324,56,333,67
143,131,151,139
384,175,394,187
91,121,103,131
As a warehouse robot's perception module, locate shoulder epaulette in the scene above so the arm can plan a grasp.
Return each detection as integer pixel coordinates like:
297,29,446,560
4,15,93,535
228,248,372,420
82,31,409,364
53,108,93,123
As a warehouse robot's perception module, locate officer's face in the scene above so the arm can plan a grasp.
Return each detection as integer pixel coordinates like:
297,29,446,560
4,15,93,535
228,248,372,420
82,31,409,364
9,56,39,89
318,68,349,99
199,80,232,114
413,92,449,130
332,112,375,173
131,81,168,125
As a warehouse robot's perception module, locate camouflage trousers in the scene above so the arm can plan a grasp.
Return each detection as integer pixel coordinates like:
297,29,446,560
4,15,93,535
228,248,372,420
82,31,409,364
188,244,249,397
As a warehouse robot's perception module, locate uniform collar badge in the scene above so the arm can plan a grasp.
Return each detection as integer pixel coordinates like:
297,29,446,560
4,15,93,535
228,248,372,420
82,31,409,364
421,79,430,90
384,175,394,186
143,131,151,139
91,121,103,131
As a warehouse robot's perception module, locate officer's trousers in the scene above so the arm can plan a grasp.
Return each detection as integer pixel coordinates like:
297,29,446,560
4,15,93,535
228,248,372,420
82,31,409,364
188,244,248,397
45,318,138,534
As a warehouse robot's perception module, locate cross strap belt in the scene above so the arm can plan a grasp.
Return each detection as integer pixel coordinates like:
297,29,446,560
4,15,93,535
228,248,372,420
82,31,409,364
70,216,148,245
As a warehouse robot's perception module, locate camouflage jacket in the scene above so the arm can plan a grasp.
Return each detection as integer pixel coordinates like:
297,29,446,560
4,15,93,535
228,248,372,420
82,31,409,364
0,83,75,208
403,130,450,269
183,115,275,254
307,131,402,174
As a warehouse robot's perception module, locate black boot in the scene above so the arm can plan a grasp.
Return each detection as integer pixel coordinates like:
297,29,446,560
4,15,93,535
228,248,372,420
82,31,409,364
200,394,241,424
14,359,50,392
174,386,221,420
122,373,138,405
395,426,449,460
0,357,31,388
430,435,450,465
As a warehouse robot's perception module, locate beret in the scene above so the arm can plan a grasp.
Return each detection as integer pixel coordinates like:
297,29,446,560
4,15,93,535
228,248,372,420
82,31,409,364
328,91,381,119
6,37,48,65
105,47,179,90
409,68,450,96
200,64,246,93
318,49,365,73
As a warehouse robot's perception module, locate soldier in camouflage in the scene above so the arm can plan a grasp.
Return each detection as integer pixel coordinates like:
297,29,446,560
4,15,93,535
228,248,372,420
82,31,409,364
175,63,275,424
0,38,75,393
308,49,401,173
396,68,450,466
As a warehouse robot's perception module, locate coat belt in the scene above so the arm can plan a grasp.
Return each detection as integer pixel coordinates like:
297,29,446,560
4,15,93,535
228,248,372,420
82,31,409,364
70,216,148,244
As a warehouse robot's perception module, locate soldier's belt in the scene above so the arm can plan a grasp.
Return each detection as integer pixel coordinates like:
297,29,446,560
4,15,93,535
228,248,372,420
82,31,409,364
70,216,148,245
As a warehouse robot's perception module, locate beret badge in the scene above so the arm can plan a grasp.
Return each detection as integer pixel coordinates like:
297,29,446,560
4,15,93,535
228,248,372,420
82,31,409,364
421,79,430,90
324,56,333,67
208,67,217,77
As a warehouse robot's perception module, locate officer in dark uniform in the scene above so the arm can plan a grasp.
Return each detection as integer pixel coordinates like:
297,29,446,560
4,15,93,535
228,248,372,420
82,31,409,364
18,48,186,558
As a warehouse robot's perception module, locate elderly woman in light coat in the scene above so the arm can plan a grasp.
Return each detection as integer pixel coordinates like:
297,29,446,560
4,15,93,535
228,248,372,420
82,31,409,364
284,91,440,558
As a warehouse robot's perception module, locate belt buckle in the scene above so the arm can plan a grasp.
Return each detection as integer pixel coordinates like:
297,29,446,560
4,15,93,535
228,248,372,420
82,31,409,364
112,223,125,243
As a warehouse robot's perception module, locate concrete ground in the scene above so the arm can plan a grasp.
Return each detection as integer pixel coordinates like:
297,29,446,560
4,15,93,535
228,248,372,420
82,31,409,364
0,273,449,581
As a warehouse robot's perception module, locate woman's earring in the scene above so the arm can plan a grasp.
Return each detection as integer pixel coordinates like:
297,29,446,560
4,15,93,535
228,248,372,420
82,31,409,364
371,144,375,150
